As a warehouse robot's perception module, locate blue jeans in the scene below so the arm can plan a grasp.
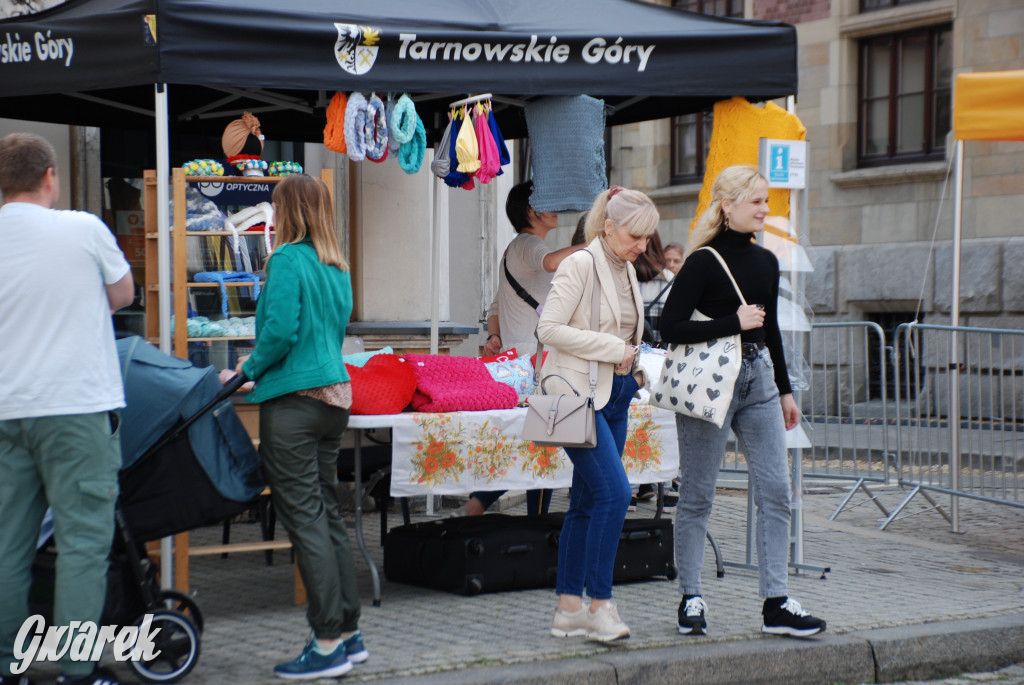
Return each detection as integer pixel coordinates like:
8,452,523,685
555,373,638,601
674,348,792,599
470,488,552,515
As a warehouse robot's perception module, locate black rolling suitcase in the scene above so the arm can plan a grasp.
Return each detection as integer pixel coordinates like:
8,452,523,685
540,512,677,583
612,517,677,582
383,514,559,595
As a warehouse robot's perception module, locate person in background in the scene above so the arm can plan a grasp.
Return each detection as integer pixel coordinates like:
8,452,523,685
464,181,585,518
630,231,676,511
236,174,369,680
0,132,134,685
541,186,658,643
663,242,684,276
660,165,826,639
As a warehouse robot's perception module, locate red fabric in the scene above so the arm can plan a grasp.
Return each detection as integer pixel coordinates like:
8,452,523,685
478,348,518,363
345,354,417,415
405,353,517,412
529,351,548,368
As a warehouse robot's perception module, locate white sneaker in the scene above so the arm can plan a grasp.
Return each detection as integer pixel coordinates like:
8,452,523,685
550,606,588,638
585,602,630,642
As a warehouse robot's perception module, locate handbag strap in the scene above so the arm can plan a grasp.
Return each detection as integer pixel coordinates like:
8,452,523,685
534,251,600,398
697,246,748,306
503,256,541,312
644,275,675,317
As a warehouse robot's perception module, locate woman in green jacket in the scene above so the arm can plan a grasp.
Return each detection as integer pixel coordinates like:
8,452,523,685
238,174,367,680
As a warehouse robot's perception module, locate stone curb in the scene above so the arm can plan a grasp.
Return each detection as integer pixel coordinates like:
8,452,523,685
369,613,1024,685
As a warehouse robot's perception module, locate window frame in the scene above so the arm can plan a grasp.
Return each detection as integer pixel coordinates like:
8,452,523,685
859,0,932,12
856,24,951,168
669,0,742,184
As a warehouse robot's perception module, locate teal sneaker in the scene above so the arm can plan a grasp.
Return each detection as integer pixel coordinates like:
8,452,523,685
342,630,369,664
274,637,352,680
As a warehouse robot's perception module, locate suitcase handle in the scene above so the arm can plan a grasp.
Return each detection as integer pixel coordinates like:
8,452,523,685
624,530,661,541
502,544,533,555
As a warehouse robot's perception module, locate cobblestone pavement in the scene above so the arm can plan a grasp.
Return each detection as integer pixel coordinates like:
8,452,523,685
17,481,1024,684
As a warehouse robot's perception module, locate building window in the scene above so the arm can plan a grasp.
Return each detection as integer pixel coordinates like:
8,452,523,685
860,0,931,11
858,25,952,167
670,0,742,184
671,113,713,184
674,0,743,14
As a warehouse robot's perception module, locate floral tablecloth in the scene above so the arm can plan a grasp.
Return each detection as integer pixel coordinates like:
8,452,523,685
387,404,679,497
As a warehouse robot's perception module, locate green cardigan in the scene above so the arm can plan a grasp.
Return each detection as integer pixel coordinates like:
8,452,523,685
241,240,352,403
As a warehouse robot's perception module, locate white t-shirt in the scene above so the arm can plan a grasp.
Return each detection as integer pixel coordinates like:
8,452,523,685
0,202,130,420
487,233,554,357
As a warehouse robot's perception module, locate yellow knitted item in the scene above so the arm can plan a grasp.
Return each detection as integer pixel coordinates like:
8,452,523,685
691,97,806,231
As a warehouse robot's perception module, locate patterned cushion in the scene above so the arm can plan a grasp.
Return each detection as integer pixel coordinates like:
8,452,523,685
484,356,535,398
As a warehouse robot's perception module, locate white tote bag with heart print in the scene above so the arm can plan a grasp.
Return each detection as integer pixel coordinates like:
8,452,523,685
649,247,745,429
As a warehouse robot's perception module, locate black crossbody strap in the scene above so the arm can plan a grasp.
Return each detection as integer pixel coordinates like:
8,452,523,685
644,276,675,317
503,257,541,311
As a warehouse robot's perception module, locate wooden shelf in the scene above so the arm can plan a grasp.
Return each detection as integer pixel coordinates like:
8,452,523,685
187,336,256,342
185,230,274,236
187,281,261,288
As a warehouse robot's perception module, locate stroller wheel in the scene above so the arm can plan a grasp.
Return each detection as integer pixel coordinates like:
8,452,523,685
128,609,200,683
158,589,205,634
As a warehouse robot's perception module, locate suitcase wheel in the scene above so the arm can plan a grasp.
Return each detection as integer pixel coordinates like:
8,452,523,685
666,564,678,580
465,575,484,595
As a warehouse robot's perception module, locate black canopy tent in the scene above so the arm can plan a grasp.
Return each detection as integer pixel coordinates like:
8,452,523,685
1,0,797,591
0,0,796,143
0,0,798,351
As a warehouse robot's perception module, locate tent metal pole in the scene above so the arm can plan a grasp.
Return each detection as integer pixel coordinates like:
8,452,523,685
949,138,964,533
155,82,175,587
449,93,493,108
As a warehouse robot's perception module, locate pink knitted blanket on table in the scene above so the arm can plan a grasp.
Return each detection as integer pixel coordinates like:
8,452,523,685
404,354,518,412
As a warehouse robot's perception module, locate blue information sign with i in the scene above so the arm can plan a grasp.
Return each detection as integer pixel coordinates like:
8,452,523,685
769,144,790,184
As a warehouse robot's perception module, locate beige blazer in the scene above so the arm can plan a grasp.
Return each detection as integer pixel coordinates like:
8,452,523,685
536,239,647,410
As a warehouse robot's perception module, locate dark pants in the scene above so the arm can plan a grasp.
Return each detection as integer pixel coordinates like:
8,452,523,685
259,393,360,638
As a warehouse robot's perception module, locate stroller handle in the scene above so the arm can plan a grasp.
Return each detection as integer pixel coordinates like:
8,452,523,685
218,371,251,399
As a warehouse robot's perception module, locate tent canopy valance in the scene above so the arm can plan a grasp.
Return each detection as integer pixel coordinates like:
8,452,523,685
0,0,797,143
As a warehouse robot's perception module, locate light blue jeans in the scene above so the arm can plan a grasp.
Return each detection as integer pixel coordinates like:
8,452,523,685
674,348,792,599
556,373,638,601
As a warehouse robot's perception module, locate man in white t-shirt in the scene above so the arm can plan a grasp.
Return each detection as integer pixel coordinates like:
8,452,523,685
482,180,585,358
0,133,134,685
468,181,585,518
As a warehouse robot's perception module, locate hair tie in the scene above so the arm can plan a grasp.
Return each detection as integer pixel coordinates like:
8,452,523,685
344,92,369,161
609,185,624,198
323,91,348,154
389,94,417,146
399,114,426,174
364,93,389,161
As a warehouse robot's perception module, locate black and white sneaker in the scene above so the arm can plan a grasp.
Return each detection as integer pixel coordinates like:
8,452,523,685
677,596,708,635
762,598,826,637
662,493,679,513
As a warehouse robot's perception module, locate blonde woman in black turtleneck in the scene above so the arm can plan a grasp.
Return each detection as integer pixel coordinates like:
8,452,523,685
660,165,827,640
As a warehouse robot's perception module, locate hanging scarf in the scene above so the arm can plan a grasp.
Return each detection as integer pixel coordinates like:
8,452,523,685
390,94,418,146
430,113,454,178
364,93,389,161
398,114,427,174
487,106,511,175
454,105,481,174
474,103,501,184
443,111,474,189
323,91,348,154
344,92,369,161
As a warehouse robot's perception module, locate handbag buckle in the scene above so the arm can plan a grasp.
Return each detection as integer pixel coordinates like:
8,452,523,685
545,397,560,435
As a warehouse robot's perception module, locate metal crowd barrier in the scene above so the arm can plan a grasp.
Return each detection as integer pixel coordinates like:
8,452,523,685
888,323,1024,531
802,322,896,521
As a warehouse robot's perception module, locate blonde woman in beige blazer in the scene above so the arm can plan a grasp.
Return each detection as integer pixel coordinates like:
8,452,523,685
538,186,659,644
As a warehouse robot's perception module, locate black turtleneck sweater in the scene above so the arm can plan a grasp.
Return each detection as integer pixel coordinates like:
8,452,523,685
660,227,791,395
